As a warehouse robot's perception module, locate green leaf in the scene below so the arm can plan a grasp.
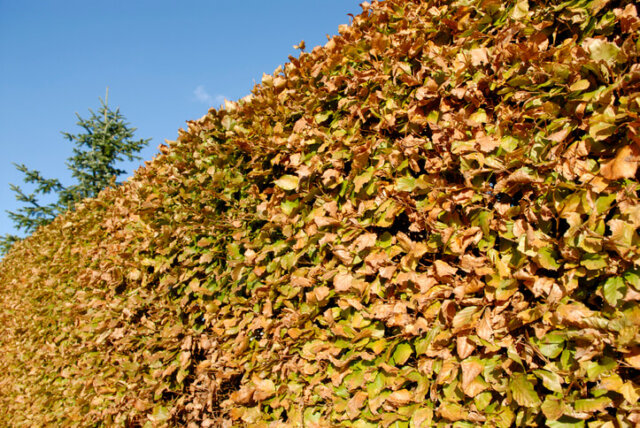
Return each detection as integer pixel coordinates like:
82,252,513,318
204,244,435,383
580,253,607,270
395,176,416,192
367,371,385,398
500,135,519,152
303,410,321,425
585,357,617,380
471,210,492,236
150,406,170,422
415,324,440,355
533,369,563,393
274,175,299,191
474,391,492,412
589,121,616,141
352,420,378,428
493,407,515,428
426,110,439,124
625,269,640,290
509,373,541,407
469,109,488,124
536,247,560,270
392,343,413,366
280,252,298,270
314,111,331,123
586,39,620,65
534,332,565,358
378,232,393,248
280,199,299,215
345,370,365,391
595,193,616,214
354,168,374,193
375,200,402,227
574,397,611,413
410,408,433,427
603,276,626,307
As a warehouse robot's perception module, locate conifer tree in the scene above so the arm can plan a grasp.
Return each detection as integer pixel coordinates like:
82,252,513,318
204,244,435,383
1,92,149,254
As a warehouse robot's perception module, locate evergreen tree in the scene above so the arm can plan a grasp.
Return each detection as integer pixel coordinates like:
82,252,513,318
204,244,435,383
1,92,150,254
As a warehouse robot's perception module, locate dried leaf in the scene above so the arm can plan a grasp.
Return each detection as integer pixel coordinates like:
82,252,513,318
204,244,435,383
624,347,640,369
461,359,484,396
438,401,466,421
252,378,275,401
274,174,299,190
434,260,457,278
600,145,640,180
541,396,564,421
333,271,354,292
386,389,412,406
346,391,368,419
456,336,476,359
452,306,479,330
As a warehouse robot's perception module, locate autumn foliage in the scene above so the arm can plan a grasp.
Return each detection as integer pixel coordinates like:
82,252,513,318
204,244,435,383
2,0,640,426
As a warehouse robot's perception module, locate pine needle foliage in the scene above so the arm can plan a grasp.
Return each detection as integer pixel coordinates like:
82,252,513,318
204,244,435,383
1,94,149,253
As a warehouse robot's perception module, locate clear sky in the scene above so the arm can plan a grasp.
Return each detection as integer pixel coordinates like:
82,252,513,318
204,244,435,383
0,0,363,238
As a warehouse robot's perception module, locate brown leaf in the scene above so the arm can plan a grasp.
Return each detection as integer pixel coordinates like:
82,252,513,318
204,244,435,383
332,246,354,265
434,260,457,278
438,402,466,421
314,216,341,228
601,145,640,180
476,310,493,341
555,302,594,326
291,275,312,288
469,47,489,66
346,391,368,419
252,378,276,401
353,233,377,252
333,271,354,292
548,127,571,143
230,386,254,405
495,168,542,192
476,134,500,152
457,336,477,359
322,169,341,187
386,389,412,406
624,347,640,369
370,32,388,56
459,254,486,272
461,359,486,397
437,360,459,385
615,4,639,33
314,285,330,301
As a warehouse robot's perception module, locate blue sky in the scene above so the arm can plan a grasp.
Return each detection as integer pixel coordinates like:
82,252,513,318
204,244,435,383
0,0,363,237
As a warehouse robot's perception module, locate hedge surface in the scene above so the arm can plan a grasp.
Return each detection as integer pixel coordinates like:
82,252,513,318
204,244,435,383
1,0,640,426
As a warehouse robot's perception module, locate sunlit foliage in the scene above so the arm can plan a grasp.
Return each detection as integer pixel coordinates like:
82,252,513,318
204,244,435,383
1,0,639,426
